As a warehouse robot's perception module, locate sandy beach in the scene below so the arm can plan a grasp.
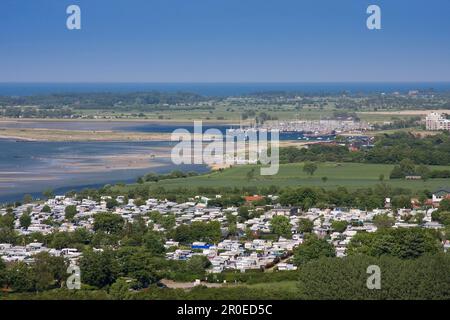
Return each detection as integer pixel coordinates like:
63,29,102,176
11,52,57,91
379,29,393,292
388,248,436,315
0,128,220,142
0,128,174,142
57,152,170,173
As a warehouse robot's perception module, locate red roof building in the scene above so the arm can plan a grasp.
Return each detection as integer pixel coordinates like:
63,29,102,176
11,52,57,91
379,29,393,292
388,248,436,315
244,195,264,203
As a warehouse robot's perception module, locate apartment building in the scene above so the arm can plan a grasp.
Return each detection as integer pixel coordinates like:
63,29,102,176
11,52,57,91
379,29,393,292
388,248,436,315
426,112,450,131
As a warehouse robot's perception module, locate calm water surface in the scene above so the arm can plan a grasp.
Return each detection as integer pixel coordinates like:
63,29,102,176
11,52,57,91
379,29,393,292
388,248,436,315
0,140,207,203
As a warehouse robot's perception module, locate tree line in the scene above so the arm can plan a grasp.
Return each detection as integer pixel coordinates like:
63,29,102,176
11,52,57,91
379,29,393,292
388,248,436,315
281,131,450,166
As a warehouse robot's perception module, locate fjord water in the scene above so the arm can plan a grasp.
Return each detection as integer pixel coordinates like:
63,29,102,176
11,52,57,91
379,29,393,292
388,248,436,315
0,121,300,203
0,140,207,203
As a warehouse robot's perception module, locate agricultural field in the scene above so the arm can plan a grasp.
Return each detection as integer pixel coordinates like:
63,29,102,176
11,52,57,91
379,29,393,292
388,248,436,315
86,106,426,124
131,162,450,191
76,104,340,122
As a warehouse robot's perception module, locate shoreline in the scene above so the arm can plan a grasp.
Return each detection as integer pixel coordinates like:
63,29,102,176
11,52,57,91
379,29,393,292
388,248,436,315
0,118,238,142
0,117,238,124
0,127,230,142
0,128,173,142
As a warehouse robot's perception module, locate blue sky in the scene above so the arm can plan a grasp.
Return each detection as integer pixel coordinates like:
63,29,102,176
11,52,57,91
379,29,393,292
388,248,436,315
1,0,449,82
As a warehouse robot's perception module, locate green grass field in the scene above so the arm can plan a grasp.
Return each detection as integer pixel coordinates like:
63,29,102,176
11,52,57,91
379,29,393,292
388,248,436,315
242,280,299,293
81,105,337,121
133,162,450,191
76,103,422,124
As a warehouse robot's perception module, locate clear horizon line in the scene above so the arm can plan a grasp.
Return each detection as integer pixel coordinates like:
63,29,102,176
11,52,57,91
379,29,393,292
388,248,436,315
1,81,450,84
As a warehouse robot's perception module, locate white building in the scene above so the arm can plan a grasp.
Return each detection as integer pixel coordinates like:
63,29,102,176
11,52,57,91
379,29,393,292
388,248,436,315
426,112,450,131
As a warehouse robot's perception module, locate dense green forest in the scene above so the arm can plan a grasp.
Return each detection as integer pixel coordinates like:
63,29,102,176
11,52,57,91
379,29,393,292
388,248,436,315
281,132,450,166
